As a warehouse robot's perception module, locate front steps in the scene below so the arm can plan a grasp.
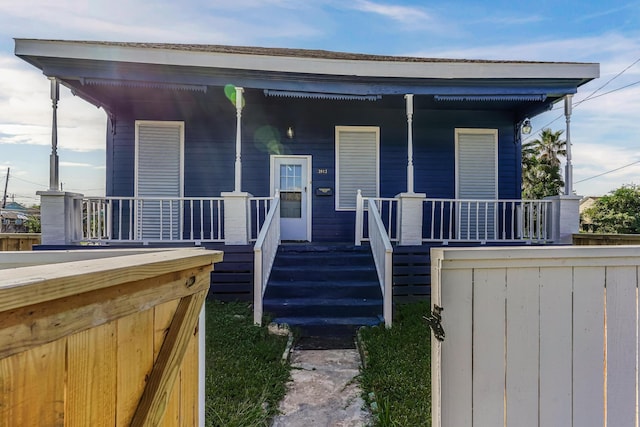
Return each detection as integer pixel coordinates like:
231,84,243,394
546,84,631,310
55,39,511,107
262,244,383,340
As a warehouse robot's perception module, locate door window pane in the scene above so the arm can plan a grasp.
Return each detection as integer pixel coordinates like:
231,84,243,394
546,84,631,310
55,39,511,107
280,191,302,218
280,165,302,191
279,164,302,218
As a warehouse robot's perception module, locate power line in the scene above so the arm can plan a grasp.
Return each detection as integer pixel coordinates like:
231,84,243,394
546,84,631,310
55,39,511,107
576,56,640,106
548,79,640,111
523,55,640,141
574,160,640,184
9,175,49,189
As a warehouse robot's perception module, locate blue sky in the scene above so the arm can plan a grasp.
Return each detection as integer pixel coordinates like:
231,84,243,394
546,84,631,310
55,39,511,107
0,0,639,205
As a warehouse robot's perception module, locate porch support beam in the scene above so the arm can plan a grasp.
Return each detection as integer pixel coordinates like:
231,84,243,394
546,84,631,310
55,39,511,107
49,77,60,191
405,94,414,193
234,86,244,193
564,94,573,195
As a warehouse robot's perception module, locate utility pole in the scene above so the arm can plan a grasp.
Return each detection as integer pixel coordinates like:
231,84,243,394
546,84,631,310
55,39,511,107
2,167,9,208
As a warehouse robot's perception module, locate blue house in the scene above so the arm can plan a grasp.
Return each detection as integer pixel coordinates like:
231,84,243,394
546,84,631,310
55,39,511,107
15,39,598,329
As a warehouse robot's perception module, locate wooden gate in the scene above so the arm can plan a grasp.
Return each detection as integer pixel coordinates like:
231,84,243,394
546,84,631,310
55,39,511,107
0,248,221,426
431,246,640,427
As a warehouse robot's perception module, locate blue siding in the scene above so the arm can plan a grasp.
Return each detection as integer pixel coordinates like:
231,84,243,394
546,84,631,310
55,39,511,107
106,89,522,242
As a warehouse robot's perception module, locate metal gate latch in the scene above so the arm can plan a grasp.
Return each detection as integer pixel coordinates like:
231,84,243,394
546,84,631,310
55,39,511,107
424,305,445,342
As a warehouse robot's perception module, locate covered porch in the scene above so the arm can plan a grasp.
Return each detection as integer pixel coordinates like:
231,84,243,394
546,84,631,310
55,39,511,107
15,39,596,328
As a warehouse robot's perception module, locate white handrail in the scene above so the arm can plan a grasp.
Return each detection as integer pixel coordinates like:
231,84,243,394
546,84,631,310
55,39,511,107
368,199,393,328
253,192,280,325
249,196,273,242
355,194,399,245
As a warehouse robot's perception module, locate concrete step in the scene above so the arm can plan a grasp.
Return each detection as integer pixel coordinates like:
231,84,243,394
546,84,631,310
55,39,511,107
264,298,382,318
264,280,381,299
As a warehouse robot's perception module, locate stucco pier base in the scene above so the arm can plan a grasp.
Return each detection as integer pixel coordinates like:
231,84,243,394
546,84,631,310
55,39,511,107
222,191,253,245
546,194,581,244
37,190,83,245
396,192,426,246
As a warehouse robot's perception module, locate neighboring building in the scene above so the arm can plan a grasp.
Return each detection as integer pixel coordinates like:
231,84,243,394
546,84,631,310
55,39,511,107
579,196,600,232
0,210,29,233
0,201,32,233
15,39,599,327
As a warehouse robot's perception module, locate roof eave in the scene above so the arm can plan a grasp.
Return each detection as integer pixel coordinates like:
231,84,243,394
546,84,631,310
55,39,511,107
14,38,600,83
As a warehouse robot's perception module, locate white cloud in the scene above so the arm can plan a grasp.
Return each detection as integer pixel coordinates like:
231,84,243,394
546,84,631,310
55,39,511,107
351,0,433,24
410,32,640,63
60,161,94,167
0,55,107,152
1,0,325,45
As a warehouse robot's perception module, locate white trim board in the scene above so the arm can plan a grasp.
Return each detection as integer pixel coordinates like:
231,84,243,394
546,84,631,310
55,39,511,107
15,39,600,81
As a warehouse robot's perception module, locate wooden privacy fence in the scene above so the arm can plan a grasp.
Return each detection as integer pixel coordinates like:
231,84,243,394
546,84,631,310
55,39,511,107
431,245,640,427
0,233,40,251
0,248,222,426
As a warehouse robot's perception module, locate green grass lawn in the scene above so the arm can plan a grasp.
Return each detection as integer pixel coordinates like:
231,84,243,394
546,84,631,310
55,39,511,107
204,300,290,427
359,301,432,426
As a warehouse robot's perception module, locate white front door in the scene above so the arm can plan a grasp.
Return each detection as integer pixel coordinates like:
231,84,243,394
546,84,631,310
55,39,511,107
271,155,311,241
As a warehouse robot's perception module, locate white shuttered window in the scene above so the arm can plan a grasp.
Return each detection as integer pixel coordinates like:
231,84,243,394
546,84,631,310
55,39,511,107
335,126,379,210
455,128,498,239
135,121,184,240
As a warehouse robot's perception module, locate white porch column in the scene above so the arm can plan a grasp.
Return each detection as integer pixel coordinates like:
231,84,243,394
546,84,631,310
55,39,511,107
396,191,426,246
36,191,83,245
546,194,581,244
49,77,60,191
234,87,244,193
564,94,573,195
405,94,415,193
221,191,252,245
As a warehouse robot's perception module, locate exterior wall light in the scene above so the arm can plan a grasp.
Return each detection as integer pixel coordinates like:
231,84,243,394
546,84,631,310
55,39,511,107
521,118,532,135
286,126,294,139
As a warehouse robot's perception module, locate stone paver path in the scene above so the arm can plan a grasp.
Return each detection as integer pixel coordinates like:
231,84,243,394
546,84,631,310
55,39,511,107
271,349,371,427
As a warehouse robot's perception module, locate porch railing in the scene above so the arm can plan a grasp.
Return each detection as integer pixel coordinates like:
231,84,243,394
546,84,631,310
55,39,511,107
355,190,399,245
80,196,225,243
422,198,552,243
355,195,553,245
249,196,274,242
367,198,393,328
253,191,281,325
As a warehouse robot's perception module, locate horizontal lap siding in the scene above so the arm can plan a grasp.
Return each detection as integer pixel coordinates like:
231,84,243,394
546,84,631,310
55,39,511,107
107,90,521,242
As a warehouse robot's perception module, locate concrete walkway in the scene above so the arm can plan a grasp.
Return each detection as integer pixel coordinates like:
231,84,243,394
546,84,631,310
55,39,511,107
271,348,372,427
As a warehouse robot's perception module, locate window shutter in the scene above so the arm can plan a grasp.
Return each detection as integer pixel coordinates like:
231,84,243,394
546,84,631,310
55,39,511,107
457,132,497,199
336,128,379,210
136,122,183,240
456,130,497,239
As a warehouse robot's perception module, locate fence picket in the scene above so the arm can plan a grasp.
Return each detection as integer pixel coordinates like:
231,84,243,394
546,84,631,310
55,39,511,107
605,266,637,427
438,268,473,427
505,267,540,427
572,267,605,427
539,267,573,427
472,268,506,427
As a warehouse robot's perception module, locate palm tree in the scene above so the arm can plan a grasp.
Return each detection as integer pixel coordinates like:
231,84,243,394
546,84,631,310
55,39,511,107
536,128,566,168
522,128,566,199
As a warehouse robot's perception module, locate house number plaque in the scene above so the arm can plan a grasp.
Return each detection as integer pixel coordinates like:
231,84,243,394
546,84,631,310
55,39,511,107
317,168,328,174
